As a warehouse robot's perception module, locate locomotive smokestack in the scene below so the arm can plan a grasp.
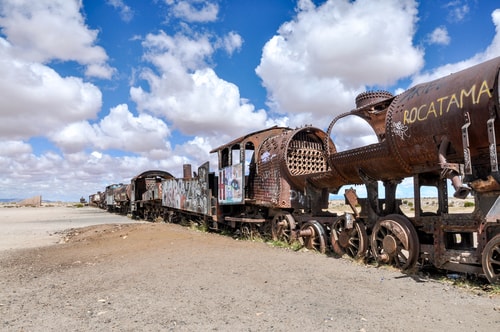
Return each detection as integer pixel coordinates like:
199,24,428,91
355,90,393,109
183,164,192,179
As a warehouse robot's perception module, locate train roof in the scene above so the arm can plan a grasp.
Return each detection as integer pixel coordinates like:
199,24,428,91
132,170,174,180
210,126,291,153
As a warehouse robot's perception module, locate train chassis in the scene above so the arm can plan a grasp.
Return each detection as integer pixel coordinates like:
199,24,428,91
133,177,499,284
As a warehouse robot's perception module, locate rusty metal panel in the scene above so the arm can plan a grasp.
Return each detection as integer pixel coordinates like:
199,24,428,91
254,136,282,206
113,184,130,203
105,184,121,205
162,162,211,215
388,57,500,172
328,141,406,184
252,126,333,209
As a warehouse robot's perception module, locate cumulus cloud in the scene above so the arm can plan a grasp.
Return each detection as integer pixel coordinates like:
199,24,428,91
0,0,114,78
0,140,33,157
0,39,102,140
218,31,243,55
444,0,470,22
107,0,134,22
330,116,380,152
167,0,219,23
130,30,267,139
256,0,424,128
428,26,450,45
0,149,168,201
50,104,172,156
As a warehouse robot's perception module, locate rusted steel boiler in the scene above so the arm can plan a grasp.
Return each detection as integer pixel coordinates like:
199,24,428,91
322,56,500,283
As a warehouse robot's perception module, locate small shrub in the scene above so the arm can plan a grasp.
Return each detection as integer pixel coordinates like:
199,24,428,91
464,201,475,208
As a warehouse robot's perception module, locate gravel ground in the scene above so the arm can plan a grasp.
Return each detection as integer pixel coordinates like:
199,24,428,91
0,206,499,331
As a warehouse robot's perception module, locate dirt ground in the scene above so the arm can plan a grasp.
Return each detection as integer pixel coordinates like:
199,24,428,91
0,206,499,331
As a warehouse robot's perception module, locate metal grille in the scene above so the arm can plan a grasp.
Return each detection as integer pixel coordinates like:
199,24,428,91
287,138,327,175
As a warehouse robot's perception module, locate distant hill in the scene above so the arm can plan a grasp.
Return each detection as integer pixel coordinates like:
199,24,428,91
0,198,20,203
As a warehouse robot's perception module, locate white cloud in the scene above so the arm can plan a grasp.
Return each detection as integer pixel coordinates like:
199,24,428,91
131,30,268,138
0,141,33,157
0,39,102,140
444,1,470,22
219,31,243,55
50,104,172,156
329,115,379,152
91,151,103,159
0,149,168,201
256,0,424,128
85,63,117,80
0,0,114,78
107,0,134,22
168,0,219,23
94,104,171,154
141,30,214,72
428,26,450,45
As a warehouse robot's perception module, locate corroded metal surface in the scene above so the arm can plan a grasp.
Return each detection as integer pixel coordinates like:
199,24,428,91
254,126,332,209
326,56,500,193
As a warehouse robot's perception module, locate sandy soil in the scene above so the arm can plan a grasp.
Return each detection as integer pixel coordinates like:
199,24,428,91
0,206,499,331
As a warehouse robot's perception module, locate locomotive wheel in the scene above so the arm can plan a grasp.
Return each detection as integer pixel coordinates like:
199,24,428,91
272,213,296,244
240,223,252,239
482,234,500,284
299,220,327,254
370,214,419,271
331,217,368,259
240,223,259,240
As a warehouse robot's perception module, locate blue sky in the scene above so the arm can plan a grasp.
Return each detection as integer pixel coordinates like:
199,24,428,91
0,0,499,201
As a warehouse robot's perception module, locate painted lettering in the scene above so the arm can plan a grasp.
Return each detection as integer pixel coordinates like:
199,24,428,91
417,104,428,121
446,93,460,113
436,96,448,116
427,101,437,119
477,80,492,102
402,80,491,125
460,85,475,106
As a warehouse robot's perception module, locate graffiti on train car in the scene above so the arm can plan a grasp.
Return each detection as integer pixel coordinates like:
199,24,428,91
218,163,243,204
402,80,492,125
162,163,210,214
290,189,306,205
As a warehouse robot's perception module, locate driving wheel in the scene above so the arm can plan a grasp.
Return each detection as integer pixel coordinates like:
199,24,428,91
331,217,368,258
272,213,296,244
482,234,500,284
370,214,419,270
298,220,327,254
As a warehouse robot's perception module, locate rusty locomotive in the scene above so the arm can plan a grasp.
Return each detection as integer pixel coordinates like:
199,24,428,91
91,57,500,284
